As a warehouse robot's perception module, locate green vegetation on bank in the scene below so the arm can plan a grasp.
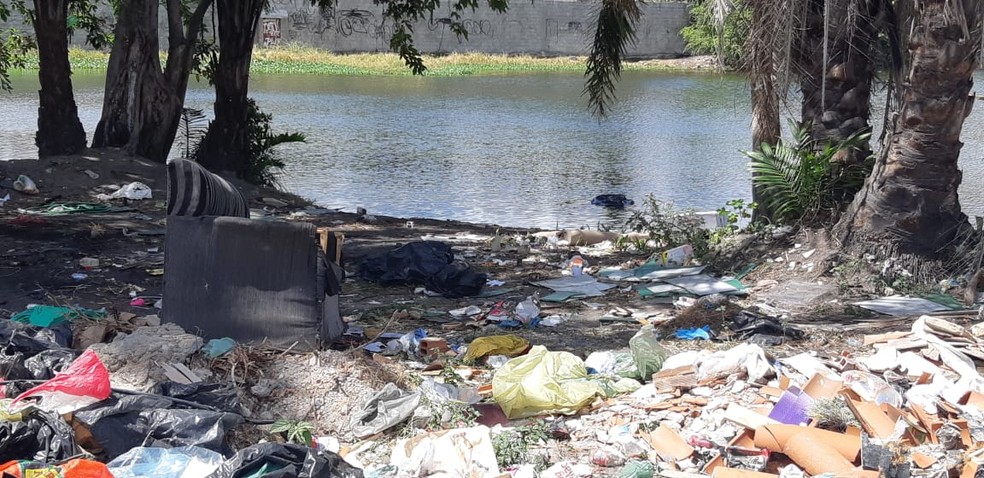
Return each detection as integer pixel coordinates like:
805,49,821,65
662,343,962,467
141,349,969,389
15,44,711,77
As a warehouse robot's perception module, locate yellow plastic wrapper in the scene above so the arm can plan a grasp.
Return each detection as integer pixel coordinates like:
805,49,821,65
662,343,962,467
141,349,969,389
492,346,604,419
463,335,531,362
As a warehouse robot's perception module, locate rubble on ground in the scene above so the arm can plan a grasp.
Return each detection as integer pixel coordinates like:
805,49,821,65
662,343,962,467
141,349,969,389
4,171,984,477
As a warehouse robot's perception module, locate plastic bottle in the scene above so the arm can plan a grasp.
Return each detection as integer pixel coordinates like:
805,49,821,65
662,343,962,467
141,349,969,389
591,447,626,467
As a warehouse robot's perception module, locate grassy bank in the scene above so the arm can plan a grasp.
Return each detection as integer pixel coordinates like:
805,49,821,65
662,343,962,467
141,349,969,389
17,45,716,76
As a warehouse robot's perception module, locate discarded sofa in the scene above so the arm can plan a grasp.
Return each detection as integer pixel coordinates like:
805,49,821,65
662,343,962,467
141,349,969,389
162,159,345,350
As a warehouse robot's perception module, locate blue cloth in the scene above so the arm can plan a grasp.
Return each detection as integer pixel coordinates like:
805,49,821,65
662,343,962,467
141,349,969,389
675,326,712,340
203,337,237,357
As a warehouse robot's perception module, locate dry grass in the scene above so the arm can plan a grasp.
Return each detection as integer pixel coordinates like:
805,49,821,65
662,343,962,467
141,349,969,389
14,45,707,77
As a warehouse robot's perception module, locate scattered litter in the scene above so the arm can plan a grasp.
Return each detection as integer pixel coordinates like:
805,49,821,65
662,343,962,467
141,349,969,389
106,446,223,478
350,383,421,439
13,174,38,194
95,181,153,200
534,275,617,299
9,349,111,415
11,305,106,327
854,296,952,316
676,325,712,340
202,337,236,358
492,346,604,419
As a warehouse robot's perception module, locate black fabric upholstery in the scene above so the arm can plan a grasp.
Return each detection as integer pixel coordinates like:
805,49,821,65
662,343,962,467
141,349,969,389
166,158,249,218
162,216,345,349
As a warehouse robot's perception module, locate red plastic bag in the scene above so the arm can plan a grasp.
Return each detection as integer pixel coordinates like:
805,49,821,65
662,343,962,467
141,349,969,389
0,459,113,477
9,349,111,414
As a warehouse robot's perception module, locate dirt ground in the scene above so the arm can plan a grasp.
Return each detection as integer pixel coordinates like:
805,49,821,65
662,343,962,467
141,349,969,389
0,152,952,354
5,154,984,476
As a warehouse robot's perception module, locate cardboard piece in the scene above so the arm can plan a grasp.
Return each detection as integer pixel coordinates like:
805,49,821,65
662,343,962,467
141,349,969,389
753,424,861,462
782,431,855,475
802,373,844,400
653,366,699,392
783,353,839,380
758,386,784,398
911,451,938,469
910,404,942,444
863,331,912,345
846,398,897,440
702,455,725,475
724,403,779,430
646,424,695,461
960,390,984,410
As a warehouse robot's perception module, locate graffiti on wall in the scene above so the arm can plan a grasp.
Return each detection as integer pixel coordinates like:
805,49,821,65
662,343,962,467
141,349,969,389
428,16,495,38
544,19,583,39
289,10,312,29
262,18,282,46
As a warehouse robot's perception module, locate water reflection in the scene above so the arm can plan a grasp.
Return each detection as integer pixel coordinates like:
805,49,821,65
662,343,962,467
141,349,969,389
1,70,982,229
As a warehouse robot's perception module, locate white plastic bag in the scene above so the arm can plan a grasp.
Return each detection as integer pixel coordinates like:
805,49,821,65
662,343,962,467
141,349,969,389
96,181,152,200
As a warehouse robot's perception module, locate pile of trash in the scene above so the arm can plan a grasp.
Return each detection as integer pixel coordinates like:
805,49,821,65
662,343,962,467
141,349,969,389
4,228,984,478
0,315,361,477
332,314,984,478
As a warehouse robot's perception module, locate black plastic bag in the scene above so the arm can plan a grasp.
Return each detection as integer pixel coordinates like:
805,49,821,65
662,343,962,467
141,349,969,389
156,381,244,414
426,263,487,298
359,241,485,298
0,409,78,463
24,348,78,379
359,241,454,285
75,395,243,460
207,443,364,478
0,327,78,396
729,311,804,346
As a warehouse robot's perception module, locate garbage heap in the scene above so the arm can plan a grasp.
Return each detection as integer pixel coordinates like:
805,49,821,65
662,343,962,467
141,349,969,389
2,305,984,478
342,315,984,478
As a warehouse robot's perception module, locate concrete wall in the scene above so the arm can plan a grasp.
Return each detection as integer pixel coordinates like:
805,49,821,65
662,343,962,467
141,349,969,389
1,1,689,59
259,0,689,58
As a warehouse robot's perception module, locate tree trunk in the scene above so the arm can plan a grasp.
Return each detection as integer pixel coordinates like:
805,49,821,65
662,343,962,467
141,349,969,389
836,0,981,256
92,0,212,162
798,0,875,164
198,0,265,176
748,0,780,221
32,0,86,156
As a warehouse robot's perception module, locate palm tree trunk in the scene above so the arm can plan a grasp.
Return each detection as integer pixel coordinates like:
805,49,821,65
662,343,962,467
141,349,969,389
32,0,86,156
836,0,981,256
798,0,876,165
748,0,781,220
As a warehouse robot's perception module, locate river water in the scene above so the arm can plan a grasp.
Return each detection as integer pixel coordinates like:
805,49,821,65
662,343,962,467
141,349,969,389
2,70,983,229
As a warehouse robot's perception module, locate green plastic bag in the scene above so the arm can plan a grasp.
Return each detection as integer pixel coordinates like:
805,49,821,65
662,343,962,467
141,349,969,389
616,460,655,478
595,376,643,397
492,346,604,419
629,324,667,381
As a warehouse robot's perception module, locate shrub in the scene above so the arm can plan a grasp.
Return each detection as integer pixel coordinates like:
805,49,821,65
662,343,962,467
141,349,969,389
745,121,872,225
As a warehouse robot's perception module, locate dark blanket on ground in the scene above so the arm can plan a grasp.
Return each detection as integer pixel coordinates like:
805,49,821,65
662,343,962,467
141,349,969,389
358,241,486,298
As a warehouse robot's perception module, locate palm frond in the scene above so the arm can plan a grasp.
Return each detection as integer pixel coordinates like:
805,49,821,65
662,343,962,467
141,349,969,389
265,131,306,148
583,0,641,118
177,107,208,158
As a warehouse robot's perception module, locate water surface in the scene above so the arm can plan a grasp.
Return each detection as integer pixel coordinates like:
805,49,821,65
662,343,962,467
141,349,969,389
2,70,982,229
